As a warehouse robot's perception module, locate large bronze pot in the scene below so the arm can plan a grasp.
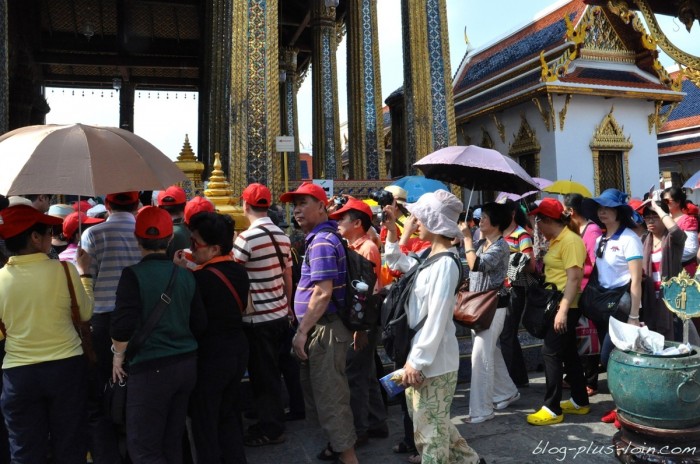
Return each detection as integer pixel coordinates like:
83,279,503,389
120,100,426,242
608,343,700,429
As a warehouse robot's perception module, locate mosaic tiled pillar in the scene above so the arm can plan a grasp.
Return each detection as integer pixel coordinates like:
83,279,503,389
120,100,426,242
311,1,342,180
401,0,457,170
281,47,301,181
0,0,8,134
346,0,385,180
201,0,232,176
230,0,282,196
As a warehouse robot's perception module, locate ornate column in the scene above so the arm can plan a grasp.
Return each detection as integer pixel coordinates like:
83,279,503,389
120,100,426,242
280,47,301,181
200,0,232,177
0,0,8,134
346,0,385,179
230,0,282,195
401,0,457,170
311,1,342,180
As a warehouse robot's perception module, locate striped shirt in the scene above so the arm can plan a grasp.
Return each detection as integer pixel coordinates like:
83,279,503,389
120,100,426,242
294,221,346,321
233,217,292,324
80,212,141,314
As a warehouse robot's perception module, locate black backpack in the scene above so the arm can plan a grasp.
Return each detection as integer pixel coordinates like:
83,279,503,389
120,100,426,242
380,252,462,366
306,228,378,331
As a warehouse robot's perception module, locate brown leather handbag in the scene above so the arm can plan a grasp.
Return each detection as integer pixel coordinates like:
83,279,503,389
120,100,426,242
60,261,97,365
453,280,500,332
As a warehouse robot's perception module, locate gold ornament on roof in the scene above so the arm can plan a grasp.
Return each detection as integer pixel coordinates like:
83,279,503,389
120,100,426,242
203,153,249,231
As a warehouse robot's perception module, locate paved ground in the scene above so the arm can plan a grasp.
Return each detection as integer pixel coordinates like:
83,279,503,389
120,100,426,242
245,371,622,464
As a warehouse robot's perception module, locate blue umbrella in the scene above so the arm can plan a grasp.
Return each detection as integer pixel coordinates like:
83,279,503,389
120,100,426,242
683,170,700,189
391,176,450,203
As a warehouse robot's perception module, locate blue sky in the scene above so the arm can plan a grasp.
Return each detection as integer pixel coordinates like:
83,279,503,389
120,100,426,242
46,0,699,160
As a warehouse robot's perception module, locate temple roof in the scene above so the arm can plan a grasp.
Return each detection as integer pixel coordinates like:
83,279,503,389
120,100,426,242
658,73,700,158
453,0,683,122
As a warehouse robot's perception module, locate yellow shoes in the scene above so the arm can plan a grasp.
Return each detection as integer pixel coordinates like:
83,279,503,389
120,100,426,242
527,407,563,426
560,399,590,415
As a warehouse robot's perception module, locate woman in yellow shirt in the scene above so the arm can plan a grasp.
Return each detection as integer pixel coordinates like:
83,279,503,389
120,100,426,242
526,199,588,426
0,205,93,463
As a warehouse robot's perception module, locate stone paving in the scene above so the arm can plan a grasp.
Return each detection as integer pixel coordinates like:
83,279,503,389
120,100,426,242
245,371,621,464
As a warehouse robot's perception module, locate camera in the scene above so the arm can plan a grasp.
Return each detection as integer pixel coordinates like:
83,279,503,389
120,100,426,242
333,195,348,207
369,189,394,208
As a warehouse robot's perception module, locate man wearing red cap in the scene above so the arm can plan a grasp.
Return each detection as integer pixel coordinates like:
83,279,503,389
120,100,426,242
157,185,190,259
279,182,359,464
80,191,142,462
233,183,292,447
328,199,388,446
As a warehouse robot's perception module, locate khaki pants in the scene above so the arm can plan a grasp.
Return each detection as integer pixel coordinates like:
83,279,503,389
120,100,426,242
299,314,356,453
406,371,481,464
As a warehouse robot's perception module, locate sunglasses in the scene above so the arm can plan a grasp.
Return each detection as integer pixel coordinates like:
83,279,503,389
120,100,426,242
596,236,610,259
190,236,208,251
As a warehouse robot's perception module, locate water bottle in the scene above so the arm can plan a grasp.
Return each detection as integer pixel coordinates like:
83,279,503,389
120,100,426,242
352,280,370,319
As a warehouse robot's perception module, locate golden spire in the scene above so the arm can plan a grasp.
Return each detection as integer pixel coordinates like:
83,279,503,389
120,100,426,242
174,134,204,196
203,153,249,231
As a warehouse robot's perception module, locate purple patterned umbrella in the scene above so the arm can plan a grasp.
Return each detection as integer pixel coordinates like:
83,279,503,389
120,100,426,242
413,145,540,194
496,177,553,202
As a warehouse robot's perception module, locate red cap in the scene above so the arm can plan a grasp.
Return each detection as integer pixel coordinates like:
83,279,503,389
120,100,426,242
184,196,216,224
328,198,373,221
63,211,104,239
241,183,272,208
157,185,187,206
528,198,564,220
72,200,93,213
628,198,644,212
106,191,140,206
0,205,63,239
135,206,173,239
279,182,328,203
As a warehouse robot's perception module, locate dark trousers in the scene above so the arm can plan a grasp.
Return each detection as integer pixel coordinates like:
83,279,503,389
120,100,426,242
542,309,588,415
88,313,122,464
346,328,387,435
243,317,287,439
278,328,305,417
1,355,87,464
500,286,529,386
190,337,249,464
0,341,10,464
126,355,196,464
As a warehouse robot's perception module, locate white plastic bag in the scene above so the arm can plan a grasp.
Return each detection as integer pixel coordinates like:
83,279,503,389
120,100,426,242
609,318,665,354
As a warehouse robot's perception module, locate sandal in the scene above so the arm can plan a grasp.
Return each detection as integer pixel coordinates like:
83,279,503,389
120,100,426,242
243,432,286,447
317,442,340,461
392,441,416,454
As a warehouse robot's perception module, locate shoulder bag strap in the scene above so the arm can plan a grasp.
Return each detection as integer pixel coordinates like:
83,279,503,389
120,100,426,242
258,224,286,270
410,251,462,332
206,266,244,312
126,265,179,361
60,261,81,325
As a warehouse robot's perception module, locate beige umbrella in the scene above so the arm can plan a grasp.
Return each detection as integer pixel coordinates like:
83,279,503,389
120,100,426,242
0,123,186,197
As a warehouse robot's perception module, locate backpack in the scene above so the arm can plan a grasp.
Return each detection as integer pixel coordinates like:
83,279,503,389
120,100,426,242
306,228,379,331
380,252,462,366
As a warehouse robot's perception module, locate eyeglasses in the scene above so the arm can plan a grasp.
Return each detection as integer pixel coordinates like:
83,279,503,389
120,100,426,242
596,236,610,259
190,236,208,251
643,215,658,222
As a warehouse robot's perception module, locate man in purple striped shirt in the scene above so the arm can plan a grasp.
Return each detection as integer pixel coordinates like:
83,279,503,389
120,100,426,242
280,182,358,464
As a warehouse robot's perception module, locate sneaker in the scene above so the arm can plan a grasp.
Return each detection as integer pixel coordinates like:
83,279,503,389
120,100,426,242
494,391,520,410
560,399,590,415
527,407,563,426
463,412,495,424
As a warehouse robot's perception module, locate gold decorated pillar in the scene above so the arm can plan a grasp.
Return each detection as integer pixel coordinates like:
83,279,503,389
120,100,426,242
311,0,342,180
280,47,301,181
174,134,205,198
200,0,232,176
230,0,282,196
346,0,385,179
401,0,457,170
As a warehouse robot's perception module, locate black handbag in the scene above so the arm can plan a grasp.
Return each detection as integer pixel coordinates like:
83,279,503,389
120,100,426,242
579,266,630,325
522,282,563,339
103,265,179,425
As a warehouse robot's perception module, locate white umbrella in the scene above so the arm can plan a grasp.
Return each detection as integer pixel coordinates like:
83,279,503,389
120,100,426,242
0,123,186,197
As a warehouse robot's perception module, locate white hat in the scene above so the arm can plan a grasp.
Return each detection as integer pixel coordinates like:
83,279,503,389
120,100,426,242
384,185,408,205
87,204,107,218
406,190,463,239
472,208,482,220
7,196,33,207
48,203,73,218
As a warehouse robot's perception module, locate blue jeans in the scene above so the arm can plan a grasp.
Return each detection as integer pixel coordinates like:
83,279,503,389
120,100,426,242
1,355,87,464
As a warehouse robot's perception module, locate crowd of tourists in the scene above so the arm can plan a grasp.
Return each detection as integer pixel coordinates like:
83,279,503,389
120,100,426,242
0,182,698,464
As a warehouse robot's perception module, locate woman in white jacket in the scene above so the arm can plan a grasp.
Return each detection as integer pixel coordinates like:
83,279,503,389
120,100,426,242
391,190,484,464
